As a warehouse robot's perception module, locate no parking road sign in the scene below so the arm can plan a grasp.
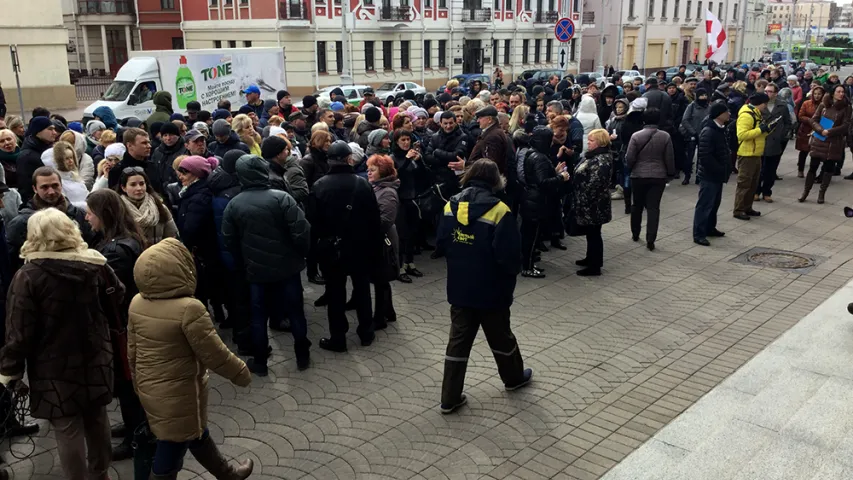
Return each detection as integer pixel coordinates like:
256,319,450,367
554,17,575,43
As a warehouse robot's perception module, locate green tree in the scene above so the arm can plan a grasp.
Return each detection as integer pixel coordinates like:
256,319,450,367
824,37,853,49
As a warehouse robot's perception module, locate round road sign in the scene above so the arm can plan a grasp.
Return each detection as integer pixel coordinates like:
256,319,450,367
554,17,575,43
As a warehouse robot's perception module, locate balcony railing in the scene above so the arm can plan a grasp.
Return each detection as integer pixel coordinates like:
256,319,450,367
534,10,559,23
78,0,134,14
279,0,308,19
379,5,411,20
461,7,491,21
582,11,594,24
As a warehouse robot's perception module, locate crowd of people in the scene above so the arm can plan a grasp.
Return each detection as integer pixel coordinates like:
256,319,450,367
0,57,848,477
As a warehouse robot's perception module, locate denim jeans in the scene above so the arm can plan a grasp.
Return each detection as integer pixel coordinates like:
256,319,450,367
250,274,308,362
151,427,209,475
693,180,723,240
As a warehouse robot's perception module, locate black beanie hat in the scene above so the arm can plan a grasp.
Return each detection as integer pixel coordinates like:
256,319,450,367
261,136,289,160
149,122,164,137
365,106,382,123
302,95,318,109
277,90,290,101
749,92,770,105
222,150,245,174
708,102,728,120
160,122,180,136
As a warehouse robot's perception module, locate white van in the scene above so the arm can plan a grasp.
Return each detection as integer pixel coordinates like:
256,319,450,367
83,47,287,124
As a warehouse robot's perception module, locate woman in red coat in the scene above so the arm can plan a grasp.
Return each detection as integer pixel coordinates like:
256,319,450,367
795,86,824,177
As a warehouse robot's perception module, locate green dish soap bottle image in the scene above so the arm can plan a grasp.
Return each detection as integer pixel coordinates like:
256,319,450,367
176,56,197,109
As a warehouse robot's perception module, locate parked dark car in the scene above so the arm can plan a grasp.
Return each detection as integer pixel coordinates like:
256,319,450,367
522,69,564,89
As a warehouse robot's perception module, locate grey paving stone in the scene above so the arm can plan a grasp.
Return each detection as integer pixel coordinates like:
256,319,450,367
597,440,689,480
11,128,853,479
652,386,756,451
733,367,829,432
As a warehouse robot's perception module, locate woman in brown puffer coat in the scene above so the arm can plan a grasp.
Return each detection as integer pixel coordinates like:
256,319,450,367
128,238,253,480
0,208,119,480
800,85,851,204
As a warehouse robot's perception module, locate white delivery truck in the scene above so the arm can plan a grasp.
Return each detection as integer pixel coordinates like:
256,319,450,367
82,47,287,124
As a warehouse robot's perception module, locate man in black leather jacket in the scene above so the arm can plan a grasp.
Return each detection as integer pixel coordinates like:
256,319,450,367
425,111,468,195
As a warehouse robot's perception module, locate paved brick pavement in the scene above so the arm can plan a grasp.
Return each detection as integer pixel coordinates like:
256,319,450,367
6,145,853,479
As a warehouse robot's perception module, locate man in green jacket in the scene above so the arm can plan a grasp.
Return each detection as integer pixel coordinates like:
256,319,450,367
145,91,174,127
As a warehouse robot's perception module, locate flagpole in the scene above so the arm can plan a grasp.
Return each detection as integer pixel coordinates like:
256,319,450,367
722,0,728,62
787,0,797,67
738,0,749,62
640,0,648,73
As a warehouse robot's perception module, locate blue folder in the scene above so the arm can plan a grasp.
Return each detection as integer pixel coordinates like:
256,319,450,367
813,116,834,141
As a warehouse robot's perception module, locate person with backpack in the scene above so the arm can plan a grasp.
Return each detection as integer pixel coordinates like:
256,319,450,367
678,88,710,184
85,189,147,462
733,93,771,220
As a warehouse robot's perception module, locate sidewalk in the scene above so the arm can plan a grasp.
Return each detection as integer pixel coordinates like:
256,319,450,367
601,277,853,480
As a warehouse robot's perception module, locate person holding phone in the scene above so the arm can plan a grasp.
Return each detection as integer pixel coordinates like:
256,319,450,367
391,129,426,281
518,127,570,278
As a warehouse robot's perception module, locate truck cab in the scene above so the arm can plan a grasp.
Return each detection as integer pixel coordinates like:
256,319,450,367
82,57,162,124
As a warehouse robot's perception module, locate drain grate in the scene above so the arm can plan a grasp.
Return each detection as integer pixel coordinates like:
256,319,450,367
730,247,825,274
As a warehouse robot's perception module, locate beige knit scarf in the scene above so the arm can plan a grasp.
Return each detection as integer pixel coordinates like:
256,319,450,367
121,194,160,229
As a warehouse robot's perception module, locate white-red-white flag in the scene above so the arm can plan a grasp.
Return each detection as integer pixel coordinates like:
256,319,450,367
705,9,728,63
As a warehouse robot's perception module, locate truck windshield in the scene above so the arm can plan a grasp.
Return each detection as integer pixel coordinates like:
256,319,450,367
102,81,135,101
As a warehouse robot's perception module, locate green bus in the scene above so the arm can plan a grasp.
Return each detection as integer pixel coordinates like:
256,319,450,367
790,45,844,66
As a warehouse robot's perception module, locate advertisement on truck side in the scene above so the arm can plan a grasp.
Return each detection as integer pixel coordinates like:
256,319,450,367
157,50,287,111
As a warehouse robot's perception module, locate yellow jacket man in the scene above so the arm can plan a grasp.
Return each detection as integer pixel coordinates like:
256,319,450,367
733,94,770,220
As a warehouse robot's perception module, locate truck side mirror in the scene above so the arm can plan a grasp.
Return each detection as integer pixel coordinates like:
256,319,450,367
128,93,139,106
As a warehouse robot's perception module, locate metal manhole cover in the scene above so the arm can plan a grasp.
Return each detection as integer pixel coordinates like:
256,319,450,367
730,247,825,274
747,252,815,269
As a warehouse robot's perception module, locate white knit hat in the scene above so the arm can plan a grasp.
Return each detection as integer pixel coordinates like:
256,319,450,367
104,143,127,158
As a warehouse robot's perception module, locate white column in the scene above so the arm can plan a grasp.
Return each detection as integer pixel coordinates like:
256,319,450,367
125,25,133,54
101,24,111,75
82,25,92,74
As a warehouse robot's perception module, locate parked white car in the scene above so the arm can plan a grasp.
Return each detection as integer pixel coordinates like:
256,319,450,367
579,72,607,88
375,81,427,100
295,84,372,108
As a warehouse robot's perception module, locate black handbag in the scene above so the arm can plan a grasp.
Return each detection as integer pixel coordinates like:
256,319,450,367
380,235,399,282
415,183,450,220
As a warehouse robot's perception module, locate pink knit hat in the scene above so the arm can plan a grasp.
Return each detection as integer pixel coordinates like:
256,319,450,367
179,155,218,178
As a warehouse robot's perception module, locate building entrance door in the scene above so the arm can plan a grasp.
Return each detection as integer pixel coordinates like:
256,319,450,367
463,40,483,73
